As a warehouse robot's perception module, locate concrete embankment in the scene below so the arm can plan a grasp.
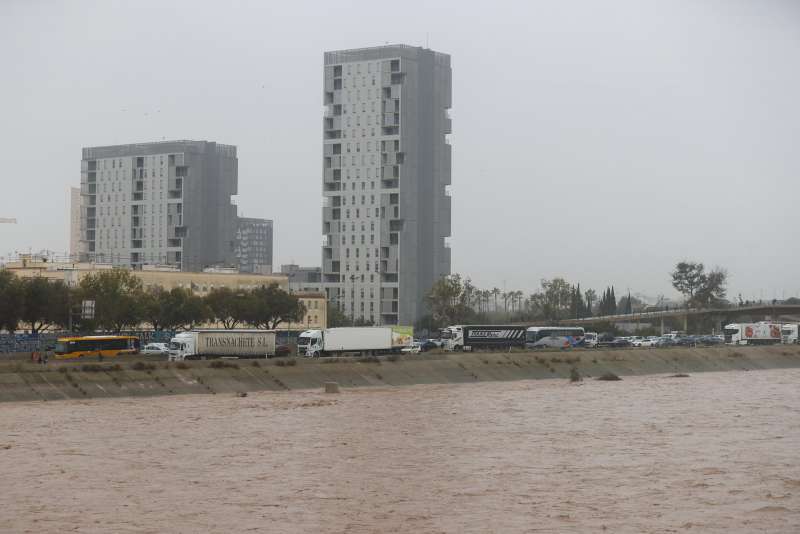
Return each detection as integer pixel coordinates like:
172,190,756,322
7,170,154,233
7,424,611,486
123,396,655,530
1,345,799,403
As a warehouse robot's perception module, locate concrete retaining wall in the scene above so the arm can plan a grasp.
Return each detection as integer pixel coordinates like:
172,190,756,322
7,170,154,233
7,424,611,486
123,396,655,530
1,345,799,403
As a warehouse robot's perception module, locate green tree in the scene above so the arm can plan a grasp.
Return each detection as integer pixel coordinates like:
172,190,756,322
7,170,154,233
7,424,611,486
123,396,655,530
584,288,597,317
141,287,171,331
671,261,728,308
166,288,211,330
426,274,476,326
79,269,145,332
246,284,306,329
205,287,250,329
693,268,728,308
327,301,352,327
19,277,70,333
537,278,572,321
0,271,23,333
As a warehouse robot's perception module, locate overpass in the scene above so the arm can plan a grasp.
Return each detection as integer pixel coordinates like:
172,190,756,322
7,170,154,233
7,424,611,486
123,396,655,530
556,304,800,332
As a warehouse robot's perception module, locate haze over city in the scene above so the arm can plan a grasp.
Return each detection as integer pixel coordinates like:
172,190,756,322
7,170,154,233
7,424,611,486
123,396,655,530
1,0,798,300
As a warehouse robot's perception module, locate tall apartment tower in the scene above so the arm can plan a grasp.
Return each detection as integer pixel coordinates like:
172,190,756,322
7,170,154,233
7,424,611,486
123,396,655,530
79,140,238,272
235,217,274,274
69,186,85,260
321,45,452,326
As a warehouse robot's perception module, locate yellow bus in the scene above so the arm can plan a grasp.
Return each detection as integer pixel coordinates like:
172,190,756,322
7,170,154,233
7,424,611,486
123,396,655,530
53,336,141,360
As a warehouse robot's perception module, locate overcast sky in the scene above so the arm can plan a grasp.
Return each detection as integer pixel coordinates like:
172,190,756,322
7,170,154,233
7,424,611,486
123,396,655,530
1,0,798,301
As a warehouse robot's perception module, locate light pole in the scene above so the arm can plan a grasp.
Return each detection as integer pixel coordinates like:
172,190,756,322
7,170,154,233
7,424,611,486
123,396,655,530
349,274,357,324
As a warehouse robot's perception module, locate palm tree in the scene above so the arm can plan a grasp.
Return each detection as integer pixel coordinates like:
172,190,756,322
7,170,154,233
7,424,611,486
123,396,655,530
492,288,500,312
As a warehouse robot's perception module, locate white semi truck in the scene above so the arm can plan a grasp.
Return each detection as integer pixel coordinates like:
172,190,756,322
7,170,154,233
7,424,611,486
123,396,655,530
723,323,782,345
168,329,277,361
782,324,799,344
297,327,413,357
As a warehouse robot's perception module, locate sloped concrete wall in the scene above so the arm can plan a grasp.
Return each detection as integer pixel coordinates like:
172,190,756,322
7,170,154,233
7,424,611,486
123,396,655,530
1,345,799,403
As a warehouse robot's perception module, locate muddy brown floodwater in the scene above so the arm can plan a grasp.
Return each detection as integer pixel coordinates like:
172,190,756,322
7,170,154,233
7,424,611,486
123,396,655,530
1,369,799,533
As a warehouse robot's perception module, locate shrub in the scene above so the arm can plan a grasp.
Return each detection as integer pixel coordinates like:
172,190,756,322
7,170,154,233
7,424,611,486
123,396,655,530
80,364,121,373
251,360,261,368
387,354,400,362
175,361,190,370
209,360,239,369
596,372,622,381
569,367,582,382
130,361,156,372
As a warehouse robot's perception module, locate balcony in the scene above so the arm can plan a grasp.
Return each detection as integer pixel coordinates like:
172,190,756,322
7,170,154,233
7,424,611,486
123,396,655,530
381,165,399,180
323,260,341,274
381,300,399,314
382,113,399,127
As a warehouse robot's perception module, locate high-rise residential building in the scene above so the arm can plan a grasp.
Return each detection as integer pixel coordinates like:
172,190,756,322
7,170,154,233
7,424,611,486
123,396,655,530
235,217,273,274
321,45,452,326
69,186,85,260
79,140,238,272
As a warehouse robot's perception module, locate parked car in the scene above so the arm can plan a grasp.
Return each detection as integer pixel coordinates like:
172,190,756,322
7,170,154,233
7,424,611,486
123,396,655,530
417,340,438,352
597,334,632,348
675,336,698,347
274,344,292,357
654,337,676,348
402,342,422,354
142,342,169,355
696,335,723,346
584,332,598,348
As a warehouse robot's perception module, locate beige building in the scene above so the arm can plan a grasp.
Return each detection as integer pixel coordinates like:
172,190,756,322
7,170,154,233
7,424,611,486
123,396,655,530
4,257,326,330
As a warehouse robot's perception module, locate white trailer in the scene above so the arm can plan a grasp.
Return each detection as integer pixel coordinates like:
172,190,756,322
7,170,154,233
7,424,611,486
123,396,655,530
782,324,799,344
168,329,277,361
297,327,413,357
723,323,782,345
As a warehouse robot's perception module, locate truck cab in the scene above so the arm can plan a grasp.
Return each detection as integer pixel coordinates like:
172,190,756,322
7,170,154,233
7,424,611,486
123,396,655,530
440,326,464,351
168,332,195,361
782,324,799,344
298,329,324,357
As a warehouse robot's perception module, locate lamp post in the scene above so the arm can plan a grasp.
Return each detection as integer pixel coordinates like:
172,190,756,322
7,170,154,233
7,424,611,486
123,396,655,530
350,274,357,324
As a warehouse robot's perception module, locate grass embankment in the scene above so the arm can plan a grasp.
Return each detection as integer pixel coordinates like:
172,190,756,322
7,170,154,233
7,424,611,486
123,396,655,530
1,344,798,403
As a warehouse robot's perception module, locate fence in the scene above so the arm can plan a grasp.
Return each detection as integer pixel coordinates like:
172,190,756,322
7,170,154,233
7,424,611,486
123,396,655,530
0,329,304,354
0,331,176,354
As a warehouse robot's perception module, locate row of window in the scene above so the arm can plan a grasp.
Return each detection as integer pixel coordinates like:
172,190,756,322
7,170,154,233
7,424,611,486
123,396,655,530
344,243,376,256
340,195,376,206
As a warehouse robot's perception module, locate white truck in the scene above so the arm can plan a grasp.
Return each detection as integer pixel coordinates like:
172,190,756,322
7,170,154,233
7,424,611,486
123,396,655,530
297,327,413,358
723,323,782,345
782,324,799,344
168,329,277,361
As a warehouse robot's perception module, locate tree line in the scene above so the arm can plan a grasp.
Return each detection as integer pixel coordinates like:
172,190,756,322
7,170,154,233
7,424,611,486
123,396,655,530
0,269,306,334
422,260,729,329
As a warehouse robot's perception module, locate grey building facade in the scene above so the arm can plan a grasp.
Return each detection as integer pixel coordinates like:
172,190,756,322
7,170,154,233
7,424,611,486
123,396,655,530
235,217,273,274
80,140,238,272
281,264,323,293
321,45,452,325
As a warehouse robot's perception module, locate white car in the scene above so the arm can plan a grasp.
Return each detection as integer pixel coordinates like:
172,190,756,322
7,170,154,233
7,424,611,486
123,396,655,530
142,342,169,355
401,343,422,354
631,337,655,347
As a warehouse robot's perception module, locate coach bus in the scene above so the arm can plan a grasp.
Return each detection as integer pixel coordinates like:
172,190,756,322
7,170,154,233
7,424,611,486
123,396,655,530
525,327,586,349
53,336,141,360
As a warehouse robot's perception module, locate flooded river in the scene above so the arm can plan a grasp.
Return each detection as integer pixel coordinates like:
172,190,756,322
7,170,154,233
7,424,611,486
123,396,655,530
1,369,799,533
